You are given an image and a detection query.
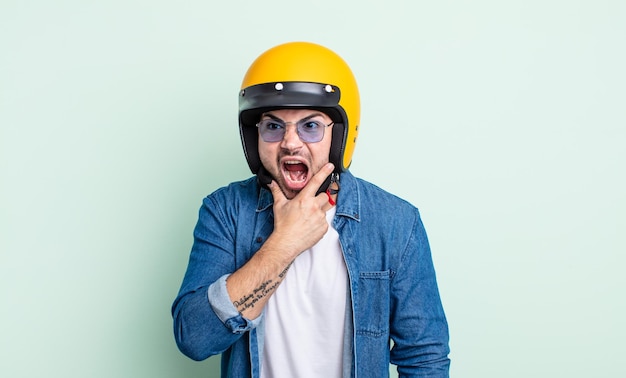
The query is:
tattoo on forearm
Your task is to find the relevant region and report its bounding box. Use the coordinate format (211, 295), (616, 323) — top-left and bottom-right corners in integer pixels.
(233, 279), (280, 311)
(278, 261), (293, 279)
(233, 263), (293, 312)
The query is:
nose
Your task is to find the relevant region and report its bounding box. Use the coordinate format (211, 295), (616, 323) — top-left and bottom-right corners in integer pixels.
(280, 123), (303, 151)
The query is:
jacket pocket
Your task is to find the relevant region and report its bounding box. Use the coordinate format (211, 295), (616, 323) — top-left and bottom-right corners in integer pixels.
(356, 270), (390, 338)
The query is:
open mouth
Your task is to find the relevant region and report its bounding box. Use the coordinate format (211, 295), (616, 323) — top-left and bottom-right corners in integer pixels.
(282, 160), (309, 190)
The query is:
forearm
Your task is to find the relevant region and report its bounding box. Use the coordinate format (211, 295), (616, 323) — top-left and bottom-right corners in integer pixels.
(226, 235), (296, 319)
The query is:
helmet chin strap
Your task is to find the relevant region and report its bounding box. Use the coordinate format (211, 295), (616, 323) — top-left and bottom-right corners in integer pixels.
(256, 166), (339, 196)
(256, 166), (274, 189)
(327, 172), (340, 195)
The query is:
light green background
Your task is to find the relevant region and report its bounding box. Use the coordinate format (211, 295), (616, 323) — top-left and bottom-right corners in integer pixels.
(1, 0), (624, 377)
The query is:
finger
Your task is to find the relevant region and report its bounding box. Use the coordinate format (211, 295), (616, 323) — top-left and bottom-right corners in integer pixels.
(300, 163), (335, 197)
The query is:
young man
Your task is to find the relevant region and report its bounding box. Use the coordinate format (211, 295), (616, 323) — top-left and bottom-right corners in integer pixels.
(172, 42), (450, 377)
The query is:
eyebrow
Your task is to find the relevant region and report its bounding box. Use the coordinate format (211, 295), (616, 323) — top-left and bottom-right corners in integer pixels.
(261, 112), (325, 123)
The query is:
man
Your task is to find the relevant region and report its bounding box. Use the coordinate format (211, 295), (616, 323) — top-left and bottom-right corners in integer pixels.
(172, 41), (450, 377)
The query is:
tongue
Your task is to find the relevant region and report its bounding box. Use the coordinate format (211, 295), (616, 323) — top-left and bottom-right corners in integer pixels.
(284, 163), (307, 183)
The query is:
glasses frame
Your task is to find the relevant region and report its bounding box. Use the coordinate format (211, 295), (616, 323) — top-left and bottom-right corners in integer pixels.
(256, 115), (334, 143)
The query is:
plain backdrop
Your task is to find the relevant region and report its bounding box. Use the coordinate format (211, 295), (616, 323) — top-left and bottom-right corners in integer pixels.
(1, 0), (624, 377)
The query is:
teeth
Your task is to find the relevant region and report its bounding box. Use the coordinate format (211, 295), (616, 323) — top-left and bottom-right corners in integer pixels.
(283, 160), (307, 184)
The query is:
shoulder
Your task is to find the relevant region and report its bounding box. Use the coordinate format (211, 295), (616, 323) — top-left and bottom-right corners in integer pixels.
(341, 172), (425, 239)
(206, 176), (258, 200)
(347, 172), (419, 213)
(201, 176), (260, 214)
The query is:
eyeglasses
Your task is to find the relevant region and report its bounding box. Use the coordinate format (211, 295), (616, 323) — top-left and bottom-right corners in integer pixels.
(256, 117), (334, 143)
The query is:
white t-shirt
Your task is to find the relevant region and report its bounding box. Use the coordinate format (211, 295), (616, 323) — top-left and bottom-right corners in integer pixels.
(261, 207), (348, 378)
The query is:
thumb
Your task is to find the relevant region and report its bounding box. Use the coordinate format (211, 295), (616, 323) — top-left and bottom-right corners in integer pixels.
(268, 181), (286, 203)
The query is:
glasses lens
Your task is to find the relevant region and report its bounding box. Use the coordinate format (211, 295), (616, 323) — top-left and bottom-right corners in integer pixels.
(297, 120), (324, 143)
(257, 120), (285, 142)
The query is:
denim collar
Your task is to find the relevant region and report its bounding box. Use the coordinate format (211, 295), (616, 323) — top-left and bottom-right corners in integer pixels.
(256, 170), (361, 222)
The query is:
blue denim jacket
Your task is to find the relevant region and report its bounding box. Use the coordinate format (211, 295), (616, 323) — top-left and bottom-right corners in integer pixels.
(172, 171), (450, 377)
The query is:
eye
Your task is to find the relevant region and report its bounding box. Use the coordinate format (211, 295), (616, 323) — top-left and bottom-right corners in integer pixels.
(300, 120), (322, 132)
(261, 120), (284, 131)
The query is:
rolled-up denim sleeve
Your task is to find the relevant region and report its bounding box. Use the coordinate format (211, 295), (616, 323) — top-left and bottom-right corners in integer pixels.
(208, 274), (263, 333)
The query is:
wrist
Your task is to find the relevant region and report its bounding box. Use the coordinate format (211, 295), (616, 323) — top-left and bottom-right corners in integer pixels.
(260, 234), (300, 265)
